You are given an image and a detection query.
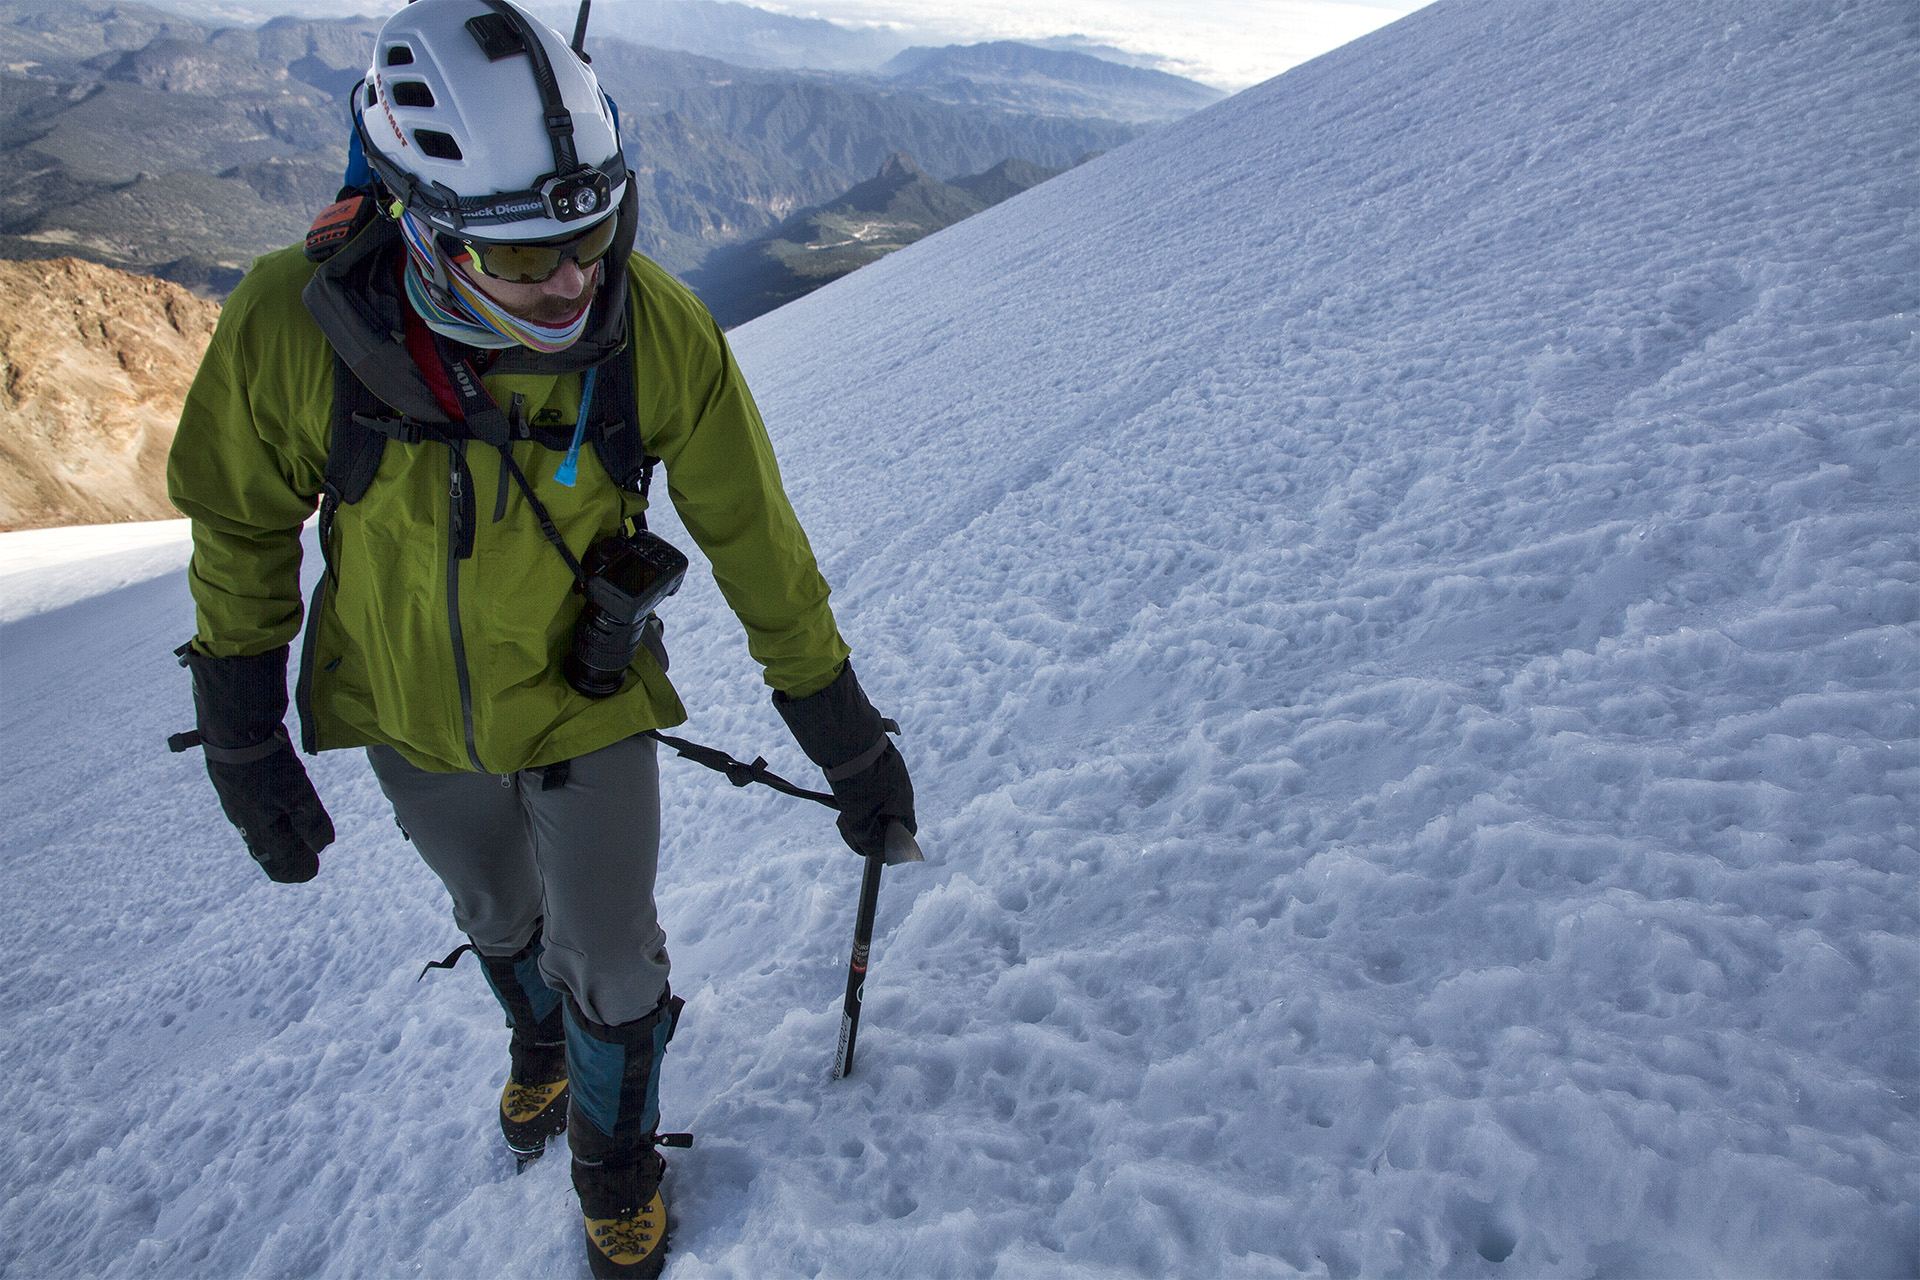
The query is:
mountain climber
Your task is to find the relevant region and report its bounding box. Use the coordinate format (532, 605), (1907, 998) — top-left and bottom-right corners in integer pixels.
(163, 2), (916, 1275)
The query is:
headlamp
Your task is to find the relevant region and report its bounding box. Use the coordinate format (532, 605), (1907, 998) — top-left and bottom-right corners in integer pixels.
(542, 169), (611, 222)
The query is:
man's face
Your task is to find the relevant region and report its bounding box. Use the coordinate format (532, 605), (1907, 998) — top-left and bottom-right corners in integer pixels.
(455, 254), (602, 325)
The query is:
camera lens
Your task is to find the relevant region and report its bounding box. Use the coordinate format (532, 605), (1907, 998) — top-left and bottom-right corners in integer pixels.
(566, 599), (642, 698)
(564, 528), (689, 699)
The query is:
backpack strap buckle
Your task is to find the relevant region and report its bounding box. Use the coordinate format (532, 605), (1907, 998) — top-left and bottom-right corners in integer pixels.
(350, 412), (429, 445)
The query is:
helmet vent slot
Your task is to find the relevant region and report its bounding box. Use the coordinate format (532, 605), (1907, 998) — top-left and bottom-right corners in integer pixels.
(413, 130), (464, 161)
(466, 13), (528, 61)
(384, 44), (414, 66)
(391, 81), (435, 108)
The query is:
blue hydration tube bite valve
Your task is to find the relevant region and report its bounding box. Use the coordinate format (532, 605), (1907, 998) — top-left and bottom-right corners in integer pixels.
(555, 365), (598, 487)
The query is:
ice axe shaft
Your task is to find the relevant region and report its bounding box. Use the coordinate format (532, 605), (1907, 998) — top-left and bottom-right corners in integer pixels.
(833, 820), (921, 1079)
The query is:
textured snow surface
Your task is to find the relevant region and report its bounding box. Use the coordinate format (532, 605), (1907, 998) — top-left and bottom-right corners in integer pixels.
(0, 519), (190, 625)
(2, 1), (1916, 1276)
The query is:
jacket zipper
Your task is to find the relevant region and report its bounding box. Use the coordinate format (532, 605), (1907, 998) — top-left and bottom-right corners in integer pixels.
(447, 441), (485, 772)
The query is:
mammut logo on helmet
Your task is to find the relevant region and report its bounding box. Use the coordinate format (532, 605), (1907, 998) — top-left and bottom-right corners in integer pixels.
(375, 75), (408, 148)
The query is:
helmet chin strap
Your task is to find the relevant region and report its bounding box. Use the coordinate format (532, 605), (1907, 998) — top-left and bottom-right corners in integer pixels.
(398, 209), (463, 303)
(425, 247), (459, 313)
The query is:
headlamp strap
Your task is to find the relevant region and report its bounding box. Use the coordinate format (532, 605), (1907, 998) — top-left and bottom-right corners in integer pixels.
(479, 0), (578, 173)
(546, 106), (577, 157)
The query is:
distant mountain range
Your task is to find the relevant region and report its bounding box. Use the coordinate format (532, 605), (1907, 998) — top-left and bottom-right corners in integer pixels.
(582, 41), (1142, 277)
(0, 0), (1216, 317)
(880, 42), (1223, 122)
(691, 152), (1069, 327)
(0, 2), (373, 293)
(543, 5), (1226, 122)
(529, 0), (905, 73)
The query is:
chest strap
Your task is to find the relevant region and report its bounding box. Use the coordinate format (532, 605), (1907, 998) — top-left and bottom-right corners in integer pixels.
(299, 344), (656, 753)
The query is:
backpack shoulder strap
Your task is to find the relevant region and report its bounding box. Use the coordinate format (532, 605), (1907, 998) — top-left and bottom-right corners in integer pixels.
(326, 354), (395, 509)
(585, 341), (657, 496)
(297, 354), (419, 753)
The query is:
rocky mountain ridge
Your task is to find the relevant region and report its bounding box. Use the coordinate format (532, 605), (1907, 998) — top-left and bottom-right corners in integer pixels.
(0, 256), (215, 531)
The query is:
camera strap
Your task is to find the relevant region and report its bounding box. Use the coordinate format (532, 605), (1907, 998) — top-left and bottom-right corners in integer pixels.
(430, 333), (590, 586)
(423, 339), (849, 814)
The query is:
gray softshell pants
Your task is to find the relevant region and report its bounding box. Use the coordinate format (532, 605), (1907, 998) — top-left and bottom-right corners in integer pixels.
(368, 733), (669, 1026)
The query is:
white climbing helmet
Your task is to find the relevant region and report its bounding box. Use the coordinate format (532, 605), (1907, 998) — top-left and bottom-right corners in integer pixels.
(355, 0), (626, 244)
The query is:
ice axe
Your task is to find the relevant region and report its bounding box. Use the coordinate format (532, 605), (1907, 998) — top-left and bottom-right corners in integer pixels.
(833, 820), (922, 1079)
(645, 730), (923, 1076)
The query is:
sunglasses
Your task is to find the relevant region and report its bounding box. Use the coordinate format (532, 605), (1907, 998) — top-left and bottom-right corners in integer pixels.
(443, 216), (619, 284)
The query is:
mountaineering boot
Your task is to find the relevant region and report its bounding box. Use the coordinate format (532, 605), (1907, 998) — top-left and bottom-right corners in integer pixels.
(583, 1172), (669, 1279)
(476, 931), (570, 1170)
(565, 990), (685, 1279)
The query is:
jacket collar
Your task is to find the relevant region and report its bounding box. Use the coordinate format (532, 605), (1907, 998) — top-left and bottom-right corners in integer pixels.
(301, 183), (638, 419)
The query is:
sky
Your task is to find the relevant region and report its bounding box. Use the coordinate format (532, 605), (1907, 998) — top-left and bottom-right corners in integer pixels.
(753, 0), (1433, 89)
(169, 0), (1432, 93)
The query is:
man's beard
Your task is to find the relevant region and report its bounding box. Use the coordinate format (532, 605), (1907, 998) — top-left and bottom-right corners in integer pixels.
(493, 260), (603, 325)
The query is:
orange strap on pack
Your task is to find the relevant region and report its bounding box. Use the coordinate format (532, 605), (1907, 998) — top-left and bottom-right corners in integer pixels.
(304, 194), (375, 263)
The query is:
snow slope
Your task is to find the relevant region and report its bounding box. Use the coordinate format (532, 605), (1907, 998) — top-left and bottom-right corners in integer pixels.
(2, 0), (1914, 1276)
(0, 519), (191, 625)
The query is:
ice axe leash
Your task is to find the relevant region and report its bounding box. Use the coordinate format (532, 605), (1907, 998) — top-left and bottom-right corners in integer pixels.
(642, 728), (923, 1079)
(644, 729), (837, 807)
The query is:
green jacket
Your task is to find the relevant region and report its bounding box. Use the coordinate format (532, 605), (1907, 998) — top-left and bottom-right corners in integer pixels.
(168, 241), (849, 774)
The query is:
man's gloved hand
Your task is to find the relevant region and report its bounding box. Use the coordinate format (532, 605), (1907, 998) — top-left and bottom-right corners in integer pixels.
(773, 663), (916, 857)
(172, 643), (334, 883)
(203, 737), (335, 882)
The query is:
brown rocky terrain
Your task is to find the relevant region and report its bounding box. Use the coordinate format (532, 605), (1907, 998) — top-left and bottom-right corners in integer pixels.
(0, 256), (217, 530)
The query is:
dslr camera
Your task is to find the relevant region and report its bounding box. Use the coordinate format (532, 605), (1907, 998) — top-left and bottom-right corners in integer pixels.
(565, 524), (689, 698)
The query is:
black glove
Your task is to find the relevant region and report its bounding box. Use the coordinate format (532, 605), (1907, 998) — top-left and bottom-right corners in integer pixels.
(170, 643), (334, 883)
(773, 662), (916, 858)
